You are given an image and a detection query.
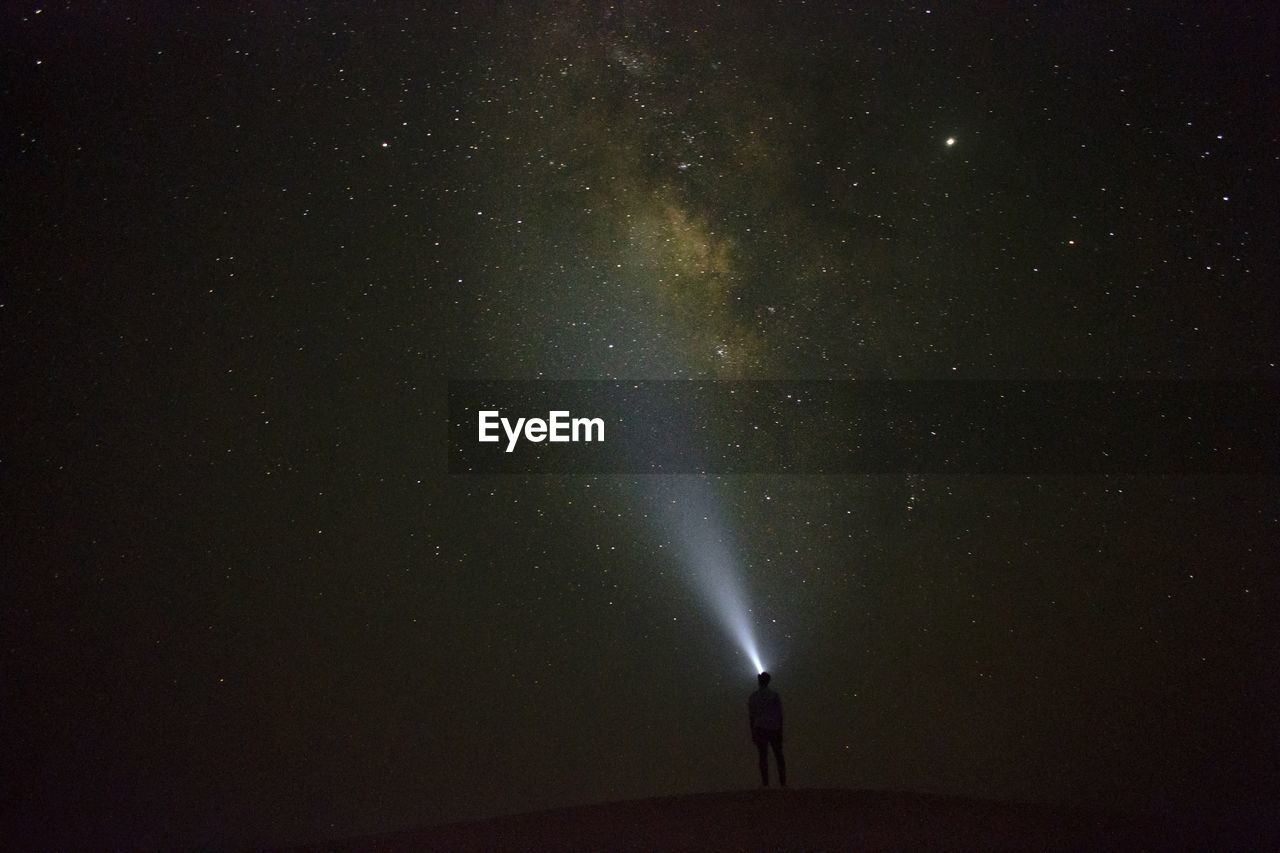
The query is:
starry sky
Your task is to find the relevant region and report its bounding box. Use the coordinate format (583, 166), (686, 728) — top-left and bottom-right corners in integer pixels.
(5, 1), (1279, 849)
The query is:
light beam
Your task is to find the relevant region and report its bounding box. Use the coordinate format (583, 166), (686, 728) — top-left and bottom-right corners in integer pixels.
(644, 476), (764, 673)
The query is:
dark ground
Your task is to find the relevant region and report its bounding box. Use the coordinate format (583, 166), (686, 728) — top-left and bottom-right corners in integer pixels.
(281, 788), (1264, 852)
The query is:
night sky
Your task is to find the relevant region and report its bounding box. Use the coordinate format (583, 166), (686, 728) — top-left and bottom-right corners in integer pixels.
(5, 2), (1279, 849)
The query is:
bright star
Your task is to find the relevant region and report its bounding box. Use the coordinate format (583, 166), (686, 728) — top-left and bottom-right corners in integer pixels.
(945, 137), (956, 147)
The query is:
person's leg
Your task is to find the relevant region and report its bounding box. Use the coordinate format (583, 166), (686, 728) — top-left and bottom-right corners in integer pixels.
(756, 737), (769, 786)
(771, 736), (786, 788)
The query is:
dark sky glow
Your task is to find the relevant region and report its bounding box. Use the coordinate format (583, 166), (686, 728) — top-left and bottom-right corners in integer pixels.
(5, 2), (1279, 849)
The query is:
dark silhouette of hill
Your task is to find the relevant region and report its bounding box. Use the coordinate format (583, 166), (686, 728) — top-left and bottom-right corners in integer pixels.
(280, 788), (1235, 851)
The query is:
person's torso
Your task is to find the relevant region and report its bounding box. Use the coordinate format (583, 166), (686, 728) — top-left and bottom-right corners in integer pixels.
(750, 688), (783, 730)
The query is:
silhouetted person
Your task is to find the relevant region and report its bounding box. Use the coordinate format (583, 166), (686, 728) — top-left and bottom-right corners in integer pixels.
(748, 671), (786, 787)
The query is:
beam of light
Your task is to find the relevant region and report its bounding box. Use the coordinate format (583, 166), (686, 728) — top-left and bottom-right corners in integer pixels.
(643, 475), (764, 674)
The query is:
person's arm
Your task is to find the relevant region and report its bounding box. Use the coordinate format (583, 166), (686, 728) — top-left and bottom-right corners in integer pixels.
(747, 696), (755, 732)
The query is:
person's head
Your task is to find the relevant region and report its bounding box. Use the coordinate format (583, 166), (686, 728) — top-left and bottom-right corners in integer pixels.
(758, 671), (771, 688)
